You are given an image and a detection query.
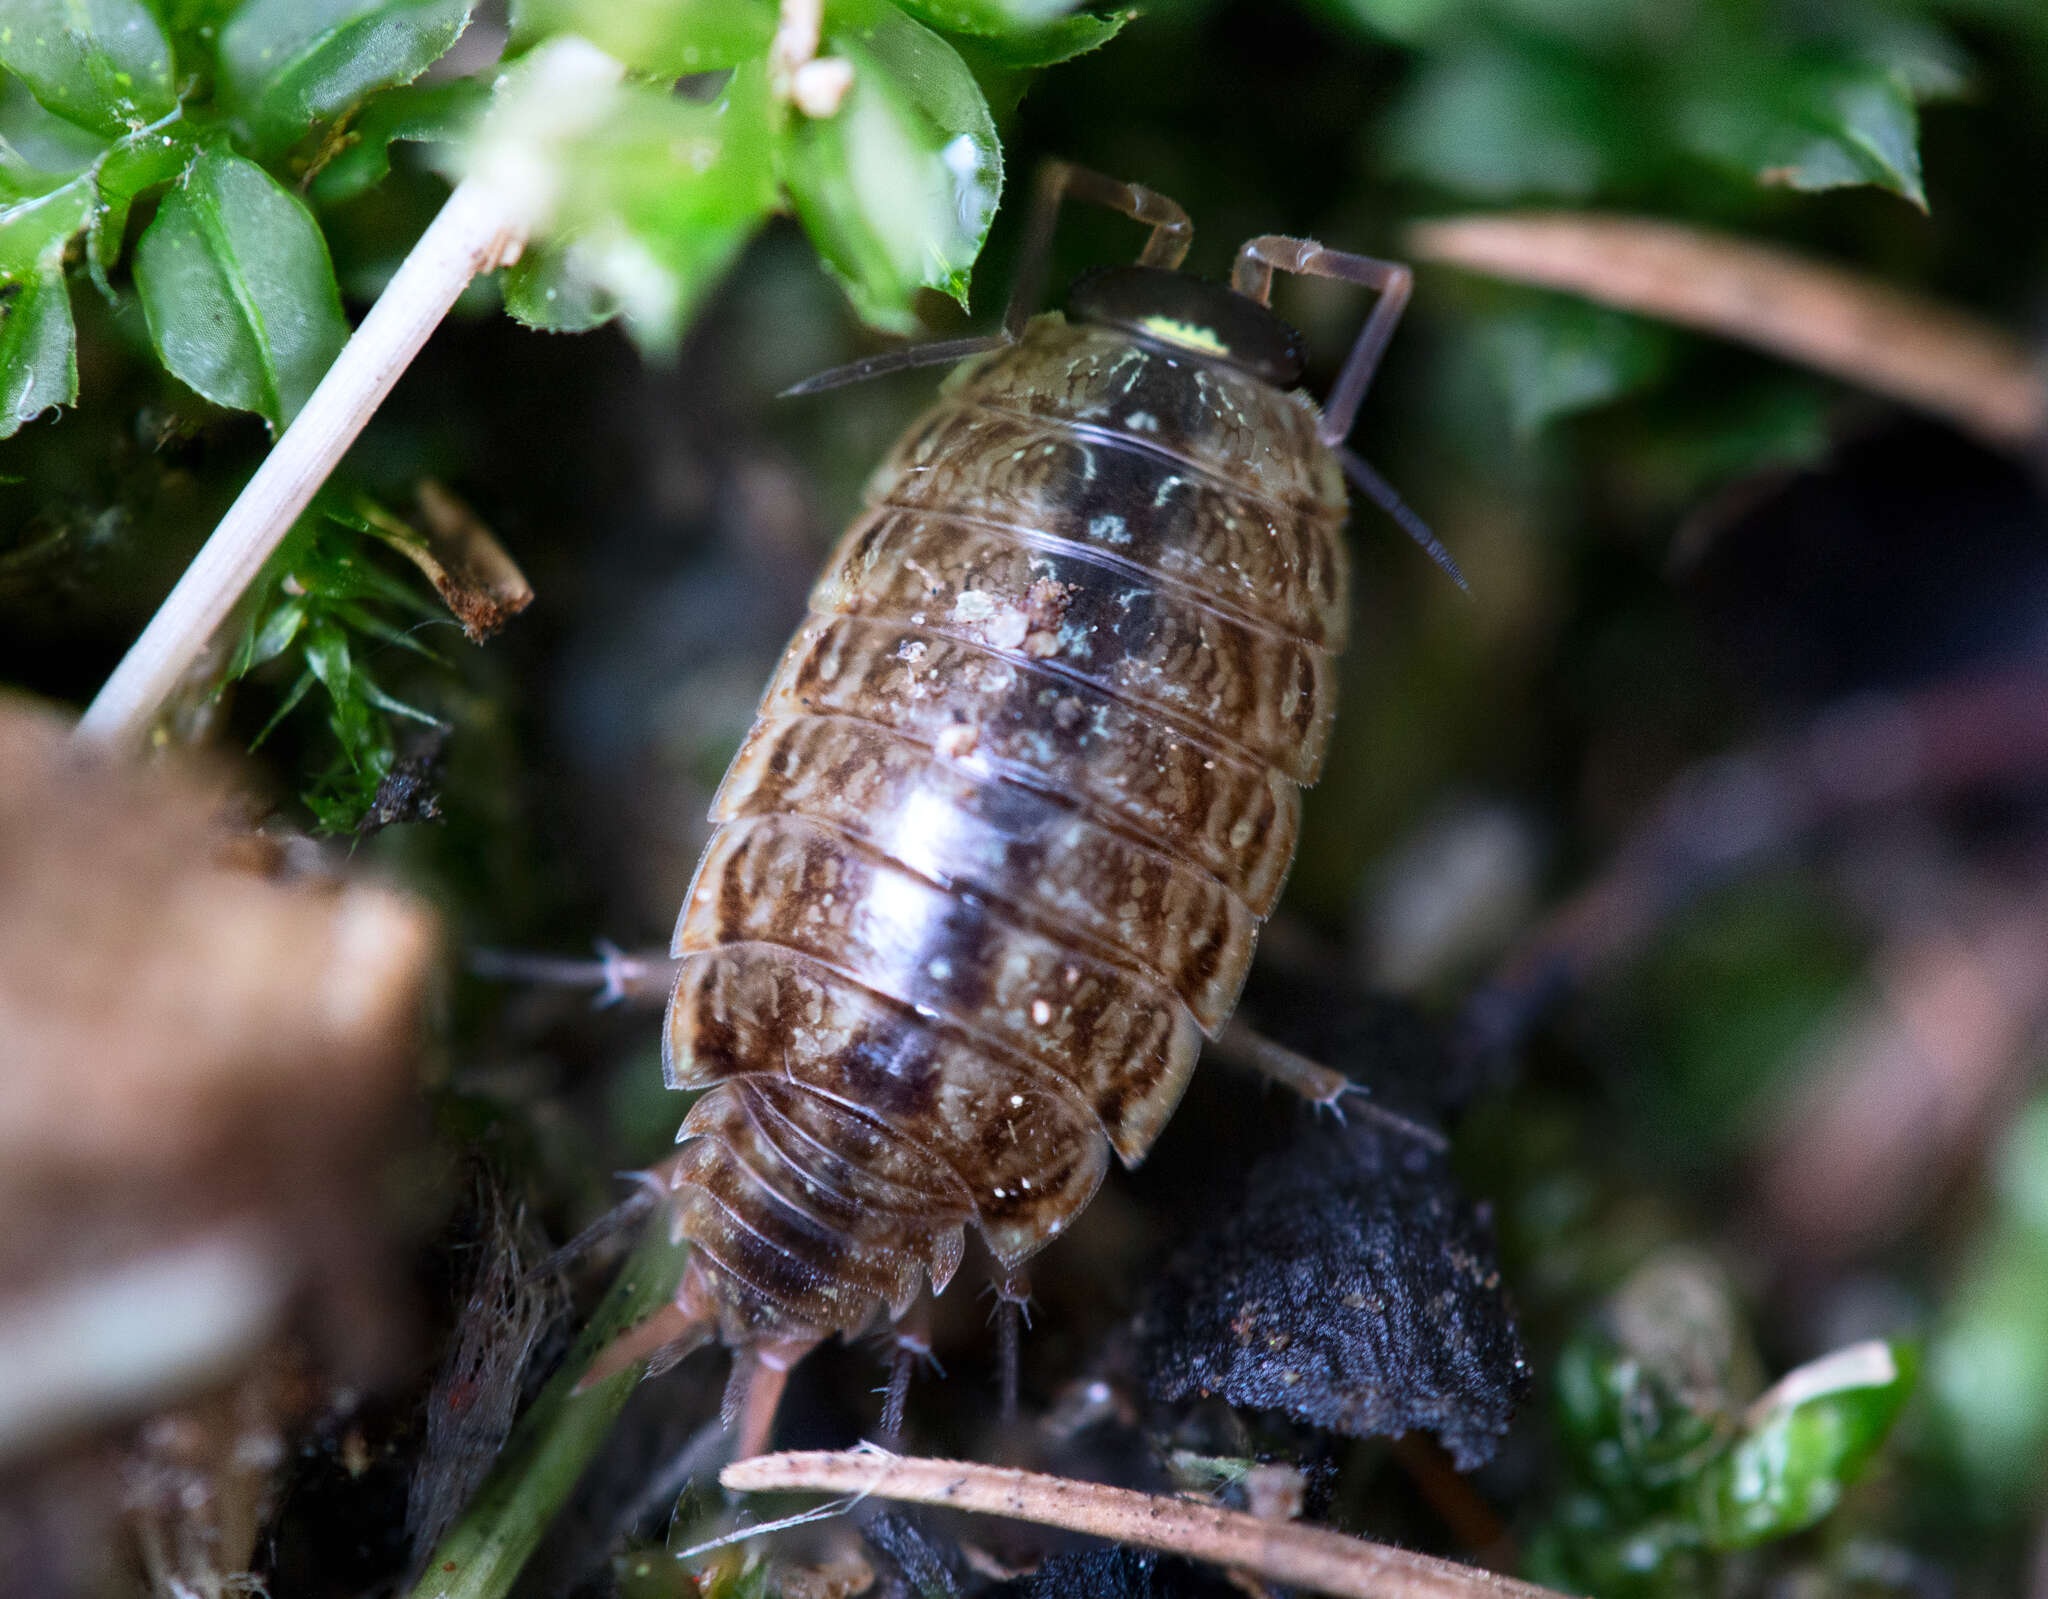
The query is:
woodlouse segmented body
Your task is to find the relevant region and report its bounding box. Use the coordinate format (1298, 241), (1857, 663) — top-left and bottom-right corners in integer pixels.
(609, 169), (1443, 1417)
(659, 311), (1351, 1350)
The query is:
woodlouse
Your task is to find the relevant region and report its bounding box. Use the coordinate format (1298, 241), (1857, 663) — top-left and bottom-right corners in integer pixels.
(604, 163), (1455, 1449)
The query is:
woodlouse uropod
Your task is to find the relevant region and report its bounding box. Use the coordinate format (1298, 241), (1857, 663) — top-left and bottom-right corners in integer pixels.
(597, 162), (1459, 1452)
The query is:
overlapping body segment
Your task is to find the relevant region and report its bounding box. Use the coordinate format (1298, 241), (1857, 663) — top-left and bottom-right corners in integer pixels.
(663, 313), (1351, 1344)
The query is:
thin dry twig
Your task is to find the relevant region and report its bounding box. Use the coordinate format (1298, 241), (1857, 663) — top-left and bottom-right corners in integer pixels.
(72, 41), (623, 752)
(371, 482), (534, 643)
(72, 179), (526, 750)
(722, 1450), (1566, 1599)
(1406, 213), (2046, 453)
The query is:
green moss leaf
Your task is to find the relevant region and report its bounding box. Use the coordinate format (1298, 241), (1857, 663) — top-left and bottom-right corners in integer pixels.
(0, 0), (175, 138)
(1678, 57), (1929, 209)
(502, 64), (776, 349)
(1696, 1340), (1916, 1549)
(0, 73), (111, 190)
(1929, 1239), (2048, 1517)
(1847, 15), (1968, 101)
(501, 239), (619, 334)
(239, 595), (308, 673)
(307, 77), (487, 206)
(1924, 1096), (2048, 1517)
(940, 8), (1130, 69)
(0, 260), (77, 437)
(87, 122), (194, 280)
(218, 0), (474, 156)
(0, 167), (95, 281)
(1555, 1332), (1729, 1504)
(0, 80), (190, 294)
(507, 0), (775, 77)
(785, 2), (1001, 331)
(888, 0), (1091, 36)
(133, 147), (350, 429)
(302, 617), (362, 723)
(1315, 0), (1466, 44)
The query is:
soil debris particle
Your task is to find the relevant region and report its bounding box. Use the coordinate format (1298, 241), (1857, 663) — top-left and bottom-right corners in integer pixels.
(860, 1509), (968, 1599)
(978, 1545), (1243, 1599)
(1134, 1112), (1527, 1470)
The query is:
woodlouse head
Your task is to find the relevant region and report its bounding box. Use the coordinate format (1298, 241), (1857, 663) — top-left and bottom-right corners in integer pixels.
(1066, 264), (1306, 388)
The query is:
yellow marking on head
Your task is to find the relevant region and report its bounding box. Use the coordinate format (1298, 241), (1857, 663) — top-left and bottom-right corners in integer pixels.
(1136, 315), (1230, 357)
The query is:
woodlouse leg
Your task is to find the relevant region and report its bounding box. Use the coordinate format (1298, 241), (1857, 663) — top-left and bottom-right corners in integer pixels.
(727, 1335), (822, 1460)
(1211, 1019), (1450, 1153)
(524, 1184), (658, 1283)
(1002, 159), (1194, 340)
(466, 939), (677, 1007)
(1230, 234), (1411, 447)
(1215, 1016), (1352, 1107)
(988, 1270), (1034, 1421)
(877, 1303), (940, 1442)
(574, 1294), (715, 1392)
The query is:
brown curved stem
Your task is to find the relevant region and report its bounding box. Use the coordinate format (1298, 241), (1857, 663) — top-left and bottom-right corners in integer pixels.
(1406, 212), (2046, 454)
(723, 1450), (1567, 1599)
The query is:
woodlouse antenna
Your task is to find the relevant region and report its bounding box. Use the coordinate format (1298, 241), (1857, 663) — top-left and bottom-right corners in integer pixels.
(1233, 234), (1465, 588)
(1339, 448), (1470, 592)
(778, 334), (1010, 398)
(782, 160), (1193, 399)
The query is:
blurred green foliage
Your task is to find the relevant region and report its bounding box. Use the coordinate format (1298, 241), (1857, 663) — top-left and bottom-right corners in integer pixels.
(1532, 1254), (1917, 1596)
(5, 4), (2048, 1585)
(1614, 876), (1868, 1167)
(783, 0), (1002, 330)
(1357, 0), (1961, 208)
(495, 62), (778, 345)
(0, 0), (2025, 826)
(0, 0), (1116, 823)
(1320, 0), (1979, 453)
(226, 495), (449, 828)
(1924, 1094), (2048, 1523)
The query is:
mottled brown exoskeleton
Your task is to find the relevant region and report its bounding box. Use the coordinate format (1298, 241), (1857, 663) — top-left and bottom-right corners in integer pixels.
(606, 163), (1457, 1453)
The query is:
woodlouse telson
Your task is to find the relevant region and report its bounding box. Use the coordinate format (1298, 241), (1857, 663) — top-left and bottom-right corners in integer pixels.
(596, 162), (1459, 1453)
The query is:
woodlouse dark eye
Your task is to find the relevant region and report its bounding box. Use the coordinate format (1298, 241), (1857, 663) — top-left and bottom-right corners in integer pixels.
(1066, 265), (1306, 386)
